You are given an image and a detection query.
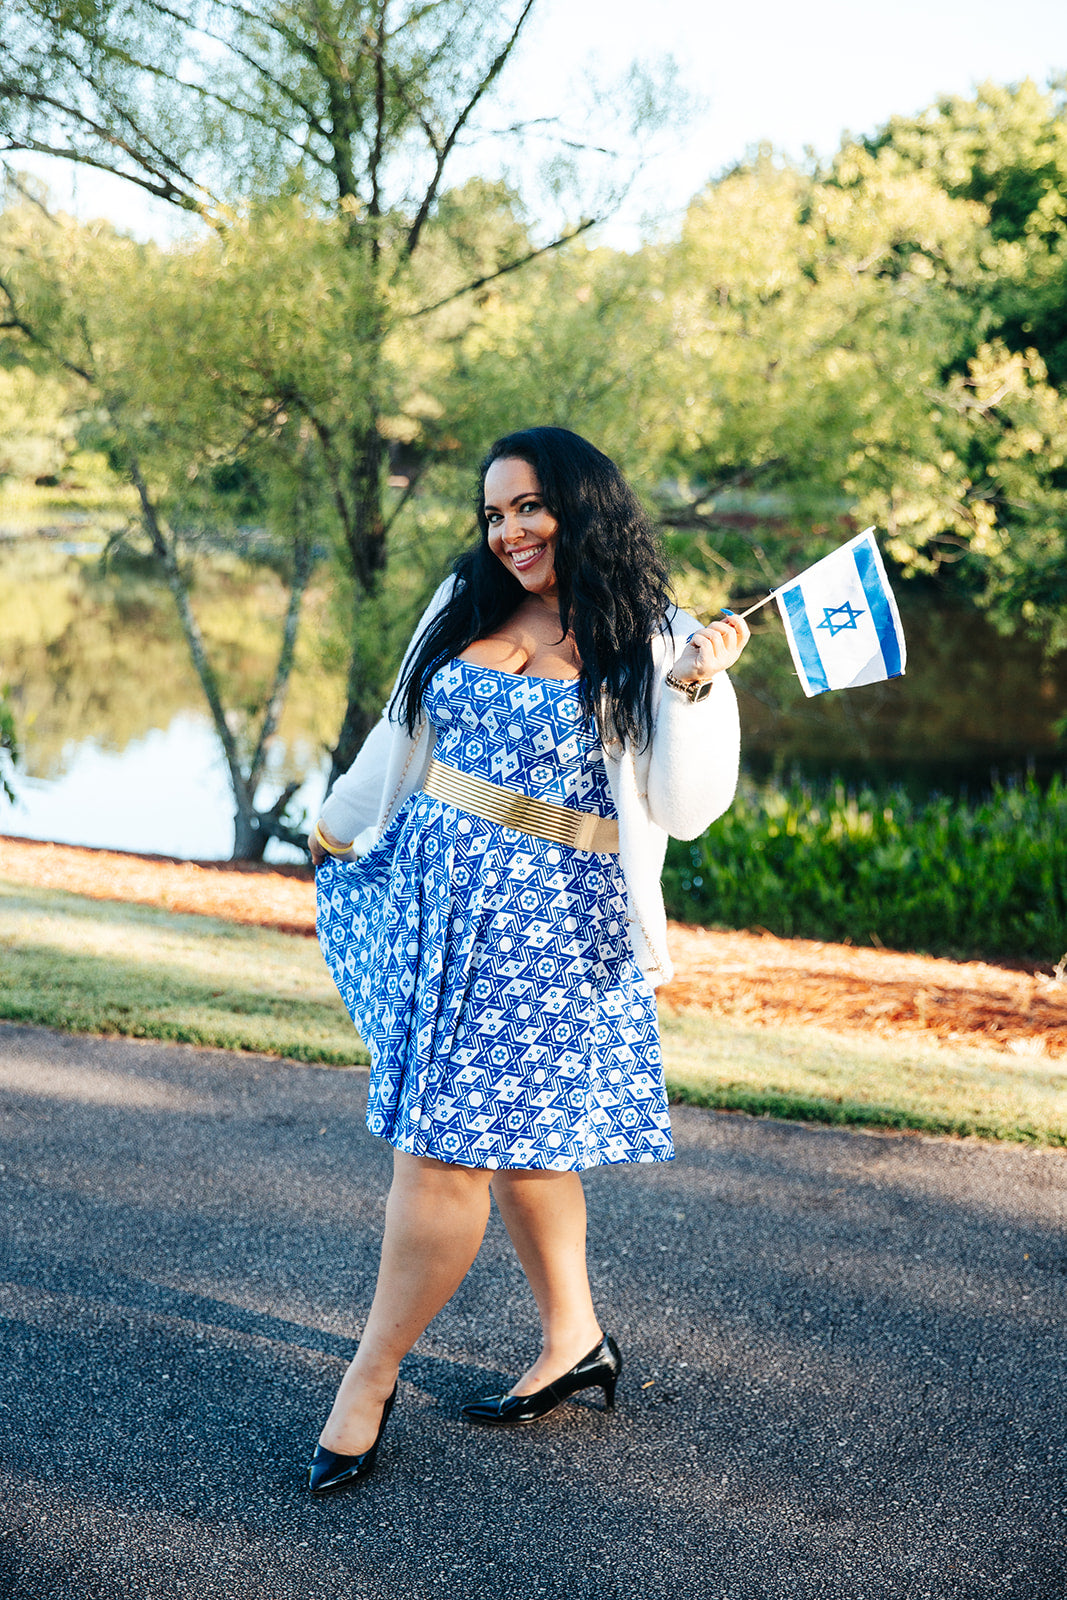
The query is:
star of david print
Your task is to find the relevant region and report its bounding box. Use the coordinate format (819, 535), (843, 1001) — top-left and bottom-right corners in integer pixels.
(316, 657), (675, 1172)
(816, 600), (865, 637)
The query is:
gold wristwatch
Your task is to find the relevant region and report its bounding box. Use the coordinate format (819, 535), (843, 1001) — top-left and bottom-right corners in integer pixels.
(664, 670), (714, 703)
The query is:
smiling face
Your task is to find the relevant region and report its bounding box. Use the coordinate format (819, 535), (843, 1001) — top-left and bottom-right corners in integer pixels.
(483, 456), (560, 605)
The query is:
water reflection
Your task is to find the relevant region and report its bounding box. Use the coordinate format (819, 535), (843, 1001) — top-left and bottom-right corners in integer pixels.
(4, 713), (328, 863)
(734, 597), (1067, 786)
(0, 536), (339, 860)
(0, 536), (340, 779)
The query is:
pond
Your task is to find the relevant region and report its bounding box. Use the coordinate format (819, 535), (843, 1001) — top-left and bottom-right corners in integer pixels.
(6, 714), (329, 862)
(0, 535), (339, 862)
(2, 536), (1065, 861)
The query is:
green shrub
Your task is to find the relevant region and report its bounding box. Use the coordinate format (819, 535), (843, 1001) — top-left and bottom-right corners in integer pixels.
(663, 773), (1067, 963)
(0, 688), (17, 804)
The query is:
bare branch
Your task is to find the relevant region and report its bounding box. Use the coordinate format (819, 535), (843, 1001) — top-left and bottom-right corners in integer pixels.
(0, 78), (218, 214)
(386, 0), (464, 36)
(127, 454), (252, 811)
(182, 0), (327, 77)
(248, 524), (315, 790)
(1, 162), (62, 223)
(95, 43), (331, 171)
(20, 43), (221, 201)
(296, 404), (360, 567)
(1, 132), (209, 214)
(0, 274), (96, 383)
(368, 0), (387, 241)
(405, 0), (538, 256)
(382, 464), (423, 536)
(405, 215), (597, 318)
(477, 119), (622, 158)
(144, 0), (332, 136)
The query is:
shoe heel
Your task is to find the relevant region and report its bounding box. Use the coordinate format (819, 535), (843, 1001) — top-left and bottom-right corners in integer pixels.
(601, 1374), (617, 1409)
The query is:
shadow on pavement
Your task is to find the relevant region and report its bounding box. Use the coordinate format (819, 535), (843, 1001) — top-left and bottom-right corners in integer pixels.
(1, 1022), (1065, 1600)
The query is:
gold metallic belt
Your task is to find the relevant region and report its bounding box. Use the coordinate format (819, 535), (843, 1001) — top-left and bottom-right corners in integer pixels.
(422, 757), (620, 854)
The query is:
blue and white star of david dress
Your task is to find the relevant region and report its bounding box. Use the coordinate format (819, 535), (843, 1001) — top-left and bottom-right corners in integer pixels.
(316, 658), (673, 1172)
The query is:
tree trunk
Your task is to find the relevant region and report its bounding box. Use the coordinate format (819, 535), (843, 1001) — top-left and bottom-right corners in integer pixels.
(232, 807), (269, 861)
(328, 670), (379, 793)
(129, 456), (316, 861)
(328, 416), (389, 790)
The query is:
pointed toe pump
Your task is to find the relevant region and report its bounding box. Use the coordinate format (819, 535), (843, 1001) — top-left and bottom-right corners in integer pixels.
(461, 1334), (622, 1427)
(306, 1383), (398, 1495)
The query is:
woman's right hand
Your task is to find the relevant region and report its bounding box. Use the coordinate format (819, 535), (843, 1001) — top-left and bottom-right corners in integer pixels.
(309, 820), (355, 866)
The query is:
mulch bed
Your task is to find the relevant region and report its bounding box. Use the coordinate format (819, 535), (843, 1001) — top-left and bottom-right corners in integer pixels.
(4, 834), (1065, 1060)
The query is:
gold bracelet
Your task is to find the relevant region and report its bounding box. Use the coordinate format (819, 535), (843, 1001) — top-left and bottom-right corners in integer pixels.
(314, 821), (354, 857)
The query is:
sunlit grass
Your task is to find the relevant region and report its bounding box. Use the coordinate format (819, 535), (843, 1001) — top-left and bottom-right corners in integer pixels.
(0, 881), (366, 1065)
(0, 473), (135, 528)
(659, 1008), (1067, 1147)
(0, 453), (129, 500)
(2, 878), (1063, 1144)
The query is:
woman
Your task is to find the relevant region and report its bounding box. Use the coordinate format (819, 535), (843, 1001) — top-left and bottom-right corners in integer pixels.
(307, 427), (749, 1494)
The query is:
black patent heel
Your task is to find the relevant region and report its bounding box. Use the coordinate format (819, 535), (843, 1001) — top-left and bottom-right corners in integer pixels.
(461, 1334), (622, 1426)
(306, 1382), (398, 1495)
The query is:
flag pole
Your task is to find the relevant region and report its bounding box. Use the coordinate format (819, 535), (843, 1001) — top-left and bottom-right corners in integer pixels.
(734, 592), (777, 621)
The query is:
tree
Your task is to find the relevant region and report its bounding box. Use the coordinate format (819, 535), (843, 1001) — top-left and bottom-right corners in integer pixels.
(869, 78), (1067, 384)
(0, 199), (322, 855)
(866, 81), (1067, 642)
(0, 0), (657, 806)
(645, 151), (989, 586)
(430, 230), (675, 479)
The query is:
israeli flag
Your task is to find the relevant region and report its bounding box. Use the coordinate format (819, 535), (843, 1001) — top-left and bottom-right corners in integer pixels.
(774, 528), (906, 698)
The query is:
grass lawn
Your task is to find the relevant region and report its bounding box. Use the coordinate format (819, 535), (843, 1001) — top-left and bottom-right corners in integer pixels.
(0, 880), (367, 1066)
(659, 1010), (1066, 1147)
(2, 879), (1064, 1146)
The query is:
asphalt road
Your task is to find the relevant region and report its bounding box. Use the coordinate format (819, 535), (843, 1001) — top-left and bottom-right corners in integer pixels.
(1, 1021), (1064, 1600)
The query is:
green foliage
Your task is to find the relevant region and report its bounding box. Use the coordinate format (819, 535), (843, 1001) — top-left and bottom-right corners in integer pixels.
(4, 26), (1067, 833)
(663, 773), (1067, 965)
(0, 366), (80, 480)
(0, 0), (661, 804)
(869, 78), (1067, 379)
(426, 235), (674, 482)
(0, 687), (17, 803)
(861, 80), (1067, 642)
(658, 151), (987, 546)
(638, 88), (1067, 654)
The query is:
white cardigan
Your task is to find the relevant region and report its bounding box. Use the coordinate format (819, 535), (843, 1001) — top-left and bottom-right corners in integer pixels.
(319, 578), (741, 986)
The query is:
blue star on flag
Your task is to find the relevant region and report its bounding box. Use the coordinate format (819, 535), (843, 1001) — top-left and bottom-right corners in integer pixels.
(816, 600), (865, 637)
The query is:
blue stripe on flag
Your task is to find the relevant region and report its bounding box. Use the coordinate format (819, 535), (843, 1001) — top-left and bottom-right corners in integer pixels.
(852, 540), (902, 678)
(781, 583), (829, 693)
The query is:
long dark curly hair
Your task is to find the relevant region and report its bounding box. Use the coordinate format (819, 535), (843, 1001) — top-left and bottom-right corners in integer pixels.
(393, 427), (673, 747)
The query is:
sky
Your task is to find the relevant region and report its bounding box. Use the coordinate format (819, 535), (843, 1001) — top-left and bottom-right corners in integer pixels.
(14, 0), (1067, 248)
(513, 0), (1067, 244)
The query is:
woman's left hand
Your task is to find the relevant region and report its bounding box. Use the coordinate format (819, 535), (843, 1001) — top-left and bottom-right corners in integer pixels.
(673, 613), (751, 684)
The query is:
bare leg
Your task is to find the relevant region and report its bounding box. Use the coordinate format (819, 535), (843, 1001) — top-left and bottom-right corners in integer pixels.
(490, 1169), (603, 1396)
(319, 1149), (492, 1453)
